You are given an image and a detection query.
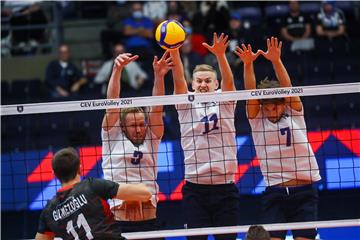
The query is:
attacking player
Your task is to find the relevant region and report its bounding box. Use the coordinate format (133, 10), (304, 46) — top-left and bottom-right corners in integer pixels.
(101, 51), (172, 235)
(169, 33), (239, 240)
(35, 147), (151, 240)
(235, 37), (321, 240)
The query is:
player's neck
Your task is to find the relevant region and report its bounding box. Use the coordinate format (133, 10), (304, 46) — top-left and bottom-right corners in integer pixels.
(61, 175), (81, 188)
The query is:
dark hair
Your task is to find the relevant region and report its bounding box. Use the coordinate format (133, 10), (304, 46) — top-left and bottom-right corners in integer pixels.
(52, 147), (80, 183)
(257, 78), (286, 105)
(246, 225), (270, 240)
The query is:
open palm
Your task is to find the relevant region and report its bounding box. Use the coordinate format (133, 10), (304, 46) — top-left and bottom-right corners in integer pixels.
(153, 51), (174, 77)
(259, 36), (282, 62)
(202, 32), (230, 56)
(234, 43), (261, 64)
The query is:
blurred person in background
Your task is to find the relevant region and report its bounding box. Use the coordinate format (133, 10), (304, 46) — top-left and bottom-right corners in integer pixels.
(100, 1), (129, 59)
(95, 43), (148, 97)
(122, 2), (154, 64)
(316, 1), (347, 54)
(45, 44), (88, 98)
(281, 0), (313, 52)
(2, 0), (48, 55)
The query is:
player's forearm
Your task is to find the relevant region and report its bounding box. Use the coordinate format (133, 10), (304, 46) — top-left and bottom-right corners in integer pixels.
(217, 54), (235, 91)
(272, 60), (292, 87)
(244, 62), (257, 90)
(152, 73), (165, 113)
(303, 24), (311, 39)
(170, 50), (187, 94)
(281, 28), (296, 41)
(107, 68), (122, 99)
(117, 183), (152, 201)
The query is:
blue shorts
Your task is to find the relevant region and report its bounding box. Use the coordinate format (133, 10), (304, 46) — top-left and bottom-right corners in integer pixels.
(182, 181), (240, 240)
(262, 184), (319, 239)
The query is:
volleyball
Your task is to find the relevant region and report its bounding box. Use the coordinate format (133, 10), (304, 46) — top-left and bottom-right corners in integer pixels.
(155, 20), (186, 50)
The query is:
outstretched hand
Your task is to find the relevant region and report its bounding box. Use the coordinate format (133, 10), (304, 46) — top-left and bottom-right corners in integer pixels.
(234, 43), (261, 64)
(113, 53), (139, 70)
(202, 32), (230, 56)
(258, 36), (282, 62)
(153, 51), (174, 77)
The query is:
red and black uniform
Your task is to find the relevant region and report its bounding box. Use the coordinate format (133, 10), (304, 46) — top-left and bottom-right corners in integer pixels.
(37, 178), (123, 240)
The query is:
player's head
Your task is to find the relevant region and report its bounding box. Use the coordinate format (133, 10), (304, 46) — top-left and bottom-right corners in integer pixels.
(245, 225), (270, 240)
(52, 147), (80, 184)
(58, 44), (70, 62)
(258, 78), (286, 123)
(120, 107), (148, 146)
(192, 64), (219, 93)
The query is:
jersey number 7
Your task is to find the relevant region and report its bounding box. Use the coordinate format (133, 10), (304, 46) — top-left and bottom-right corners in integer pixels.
(280, 127), (292, 147)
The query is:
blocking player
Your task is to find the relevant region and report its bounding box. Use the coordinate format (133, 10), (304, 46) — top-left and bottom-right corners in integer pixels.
(169, 33), (239, 240)
(35, 147), (151, 240)
(101, 51), (172, 234)
(235, 37), (321, 240)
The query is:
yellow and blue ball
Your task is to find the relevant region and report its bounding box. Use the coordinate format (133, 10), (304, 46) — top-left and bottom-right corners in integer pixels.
(155, 20), (186, 50)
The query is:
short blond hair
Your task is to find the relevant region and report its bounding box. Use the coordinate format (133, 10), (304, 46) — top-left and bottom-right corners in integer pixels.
(120, 107), (147, 124)
(193, 64), (217, 79)
(257, 78), (285, 104)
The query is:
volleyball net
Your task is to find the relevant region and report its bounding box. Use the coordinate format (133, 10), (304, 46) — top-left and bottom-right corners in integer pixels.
(1, 82), (360, 239)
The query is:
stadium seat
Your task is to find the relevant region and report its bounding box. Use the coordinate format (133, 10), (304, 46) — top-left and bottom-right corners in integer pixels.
(1, 81), (10, 104)
(236, 7), (263, 25)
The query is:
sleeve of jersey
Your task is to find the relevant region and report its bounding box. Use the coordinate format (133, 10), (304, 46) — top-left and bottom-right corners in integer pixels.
(175, 103), (192, 122)
(37, 210), (54, 237)
(89, 178), (120, 200)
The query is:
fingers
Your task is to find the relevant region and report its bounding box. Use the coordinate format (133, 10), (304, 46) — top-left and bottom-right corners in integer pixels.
(202, 42), (211, 51)
(241, 43), (247, 51)
(279, 40), (282, 49)
(213, 32), (217, 44)
(153, 55), (158, 65)
(129, 55), (139, 62)
(258, 50), (266, 57)
(160, 50), (170, 62)
(248, 44), (252, 52)
(267, 38), (270, 49)
(254, 50), (262, 59)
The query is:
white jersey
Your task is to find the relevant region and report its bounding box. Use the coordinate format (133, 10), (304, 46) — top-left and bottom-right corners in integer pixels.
(176, 92), (238, 185)
(248, 106), (321, 186)
(101, 122), (160, 209)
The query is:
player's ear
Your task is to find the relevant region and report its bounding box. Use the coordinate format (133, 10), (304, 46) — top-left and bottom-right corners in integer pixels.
(215, 79), (219, 89)
(191, 79), (196, 91)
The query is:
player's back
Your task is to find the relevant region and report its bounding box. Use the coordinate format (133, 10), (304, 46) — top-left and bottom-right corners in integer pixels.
(39, 178), (122, 240)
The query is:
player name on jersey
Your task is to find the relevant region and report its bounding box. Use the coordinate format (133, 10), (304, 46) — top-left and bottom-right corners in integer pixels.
(52, 194), (88, 221)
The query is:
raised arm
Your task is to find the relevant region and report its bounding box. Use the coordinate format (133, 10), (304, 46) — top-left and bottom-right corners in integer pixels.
(169, 48), (188, 94)
(101, 53), (139, 131)
(259, 37), (302, 111)
(234, 44), (261, 119)
(149, 51), (173, 139)
(203, 33), (235, 91)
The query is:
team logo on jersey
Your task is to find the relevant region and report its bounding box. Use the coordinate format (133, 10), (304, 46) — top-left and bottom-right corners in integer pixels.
(188, 95), (195, 102)
(17, 106), (24, 113)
